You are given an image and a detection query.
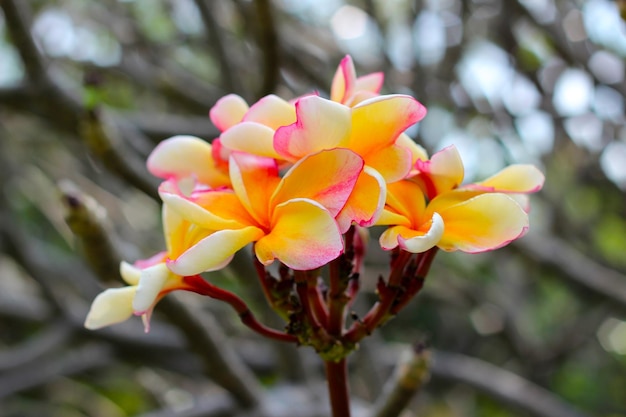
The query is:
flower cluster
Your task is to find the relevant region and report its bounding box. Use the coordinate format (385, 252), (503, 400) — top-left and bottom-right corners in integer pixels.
(84, 56), (544, 345)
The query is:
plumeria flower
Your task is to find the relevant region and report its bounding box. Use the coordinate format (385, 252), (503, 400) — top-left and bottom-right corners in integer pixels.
(161, 148), (365, 275)
(377, 145), (544, 253)
(84, 253), (179, 331)
(220, 94), (426, 230)
(84, 206), (222, 331)
(330, 55), (384, 106)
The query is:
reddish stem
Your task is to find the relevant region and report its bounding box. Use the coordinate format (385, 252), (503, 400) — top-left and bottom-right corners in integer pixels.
(344, 250), (414, 344)
(325, 358), (351, 417)
(327, 257), (348, 337)
(294, 270), (327, 330)
(183, 275), (297, 343)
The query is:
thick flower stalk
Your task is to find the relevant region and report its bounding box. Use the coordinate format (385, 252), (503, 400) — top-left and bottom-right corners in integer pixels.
(84, 55), (544, 417)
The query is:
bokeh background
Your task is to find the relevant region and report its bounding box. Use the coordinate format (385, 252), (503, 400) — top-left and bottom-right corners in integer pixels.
(1, 0), (625, 416)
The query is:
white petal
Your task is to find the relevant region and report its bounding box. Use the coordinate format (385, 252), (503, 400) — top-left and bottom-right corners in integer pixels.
(398, 212), (444, 253)
(209, 94), (249, 131)
(84, 287), (137, 329)
(133, 263), (171, 313)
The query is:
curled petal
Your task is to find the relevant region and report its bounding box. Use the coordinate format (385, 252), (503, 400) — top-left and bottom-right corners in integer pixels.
(133, 263), (172, 314)
(167, 227), (265, 275)
(272, 148), (363, 217)
(210, 94), (249, 131)
(274, 96), (351, 160)
(467, 164), (545, 193)
(397, 212), (444, 253)
(147, 136), (230, 187)
(348, 95), (427, 155)
(336, 166), (386, 232)
(255, 198), (343, 269)
(243, 94), (296, 129)
(120, 261), (141, 286)
(220, 122), (282, 159)
(414, 145), (464, 198)
(379, 213), (444, 252)
(365, 143), (412, 183)
(84, 287), (137, 330)
(433, 193), (529, 253)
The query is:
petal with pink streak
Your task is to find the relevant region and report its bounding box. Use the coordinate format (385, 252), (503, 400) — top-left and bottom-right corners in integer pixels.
(147, 136), (230, 187)
(210, 94), (249, 131)
(229, 153), (280, 225)
(255, 198), (343, 269)
(348, 95), (427, 155)
(271, 148), (363, 217)
(365, 143), (412, 183)
(220, 122), (282, 159)
(466, 164), (545, 193)
(167, 227), (265, 275)
(432, 193), (528, 253)
(243, 94), (296, 130)
(336, 166), (386, 232)
(330, 55), (356, 103)
(274, 96), (351, 160)
(414, 145), (464, 199)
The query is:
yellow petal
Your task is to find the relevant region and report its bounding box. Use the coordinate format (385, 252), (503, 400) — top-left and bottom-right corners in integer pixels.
(336, 166), (386, 231)
(255, 198), (343, 269)
(147, 136), (230, 187)
(229, 153), (280, 225)
(470, 164), (545, 193)
(348, 94), (427, 155)
(365, 143), (412, 183)
(160, 182), (251, 230)
(433, 193), (529, 253)
(209, 94), (249, 131)
(84, 286), (137, 330)
(167, 227), (265, 275)
(243, 94), (296, 130)
(220, 122), (282, 159)
(385, 180), (427, 224)
(375, 208), (412, 227)
(396, 133), (429, 176)
(274, 96), (351, 160)
(271, 148), (363, 217)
